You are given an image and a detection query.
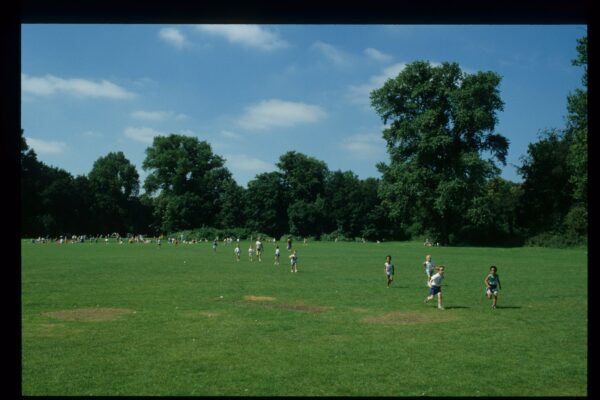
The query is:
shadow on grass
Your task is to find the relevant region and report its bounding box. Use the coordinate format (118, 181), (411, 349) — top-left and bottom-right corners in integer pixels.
(444, 306), (469, 309)
(496, 305), (521, 309)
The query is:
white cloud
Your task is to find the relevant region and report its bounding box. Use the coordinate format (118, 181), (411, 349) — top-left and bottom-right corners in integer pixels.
(340, 133), (386, 160)
(224, 154), (276, 173)
(347, 62), (407, 106)
(159, 28), (188, 48)
(237, 99), (327, 131)
(124, 127), (164, 144)
(195, 25), (288, 51)
(364, 47), (393, 63)
(221, 130), (242, 140)
(130, 110), (188, 121)
(311, 41), (351, 65)
(25, 137), (67, 154)
(21, 73), (135, 99)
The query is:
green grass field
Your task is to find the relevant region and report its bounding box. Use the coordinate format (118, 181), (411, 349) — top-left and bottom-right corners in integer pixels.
(21, 239), (587, 396)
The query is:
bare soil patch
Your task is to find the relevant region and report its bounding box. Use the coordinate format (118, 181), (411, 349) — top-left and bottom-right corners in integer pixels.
(42, 308), (136, 322)
(244, 295), (276, 301)
(259, 302), (333, 313)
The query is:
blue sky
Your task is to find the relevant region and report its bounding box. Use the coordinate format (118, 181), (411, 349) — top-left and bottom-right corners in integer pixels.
(21, 24), (587, 188)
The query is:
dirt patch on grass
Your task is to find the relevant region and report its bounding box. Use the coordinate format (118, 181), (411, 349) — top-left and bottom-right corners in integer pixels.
(244, 295), (276, 301)
(362, 311), (457, 325)
(42, 308), (136, 322)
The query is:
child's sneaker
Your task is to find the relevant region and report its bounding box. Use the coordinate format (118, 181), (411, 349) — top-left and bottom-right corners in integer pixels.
(438, 306), (445, 310)
(492, 305), (496, 309)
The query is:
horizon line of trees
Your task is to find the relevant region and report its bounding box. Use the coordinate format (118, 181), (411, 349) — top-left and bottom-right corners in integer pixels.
(20, 36), (587, 247)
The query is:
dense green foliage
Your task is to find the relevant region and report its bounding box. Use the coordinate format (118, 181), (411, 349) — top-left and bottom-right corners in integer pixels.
(21, 240), (587, 395)
(517, 35), (587, 246)
(20, 36), (587, 247)
(370, 61), (509, 245)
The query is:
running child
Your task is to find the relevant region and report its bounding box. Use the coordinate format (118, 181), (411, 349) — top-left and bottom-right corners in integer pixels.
(424, 265), (446, 310)
(248, 245), (254, 262)
(234, 244), (241, 261)
(274, 245), (281, 265)
(423, 254), (435, 286)
(484, 265), (502, 309)
(289, 250), (298, 273)
(384, 255), (394, 288)
(255, 238), (263, 262)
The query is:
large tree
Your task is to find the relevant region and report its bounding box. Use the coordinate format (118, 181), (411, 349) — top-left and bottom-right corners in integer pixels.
(21, 131), (92, 236)
(324, 170), (383, 239)
(21, 130), (43, 236)
(370, 61), (508, 244)
(518, 130), (573, 235)
(88, 151), (140, 234)
(565, 35), (587, 237)
(142, 134), (232, 233)
(245, 171), (288, 238)
(276, 151), (329, 237)
(517, 35), (588, 242)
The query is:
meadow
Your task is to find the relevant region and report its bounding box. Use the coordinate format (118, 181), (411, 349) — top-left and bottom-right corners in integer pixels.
(21, 239), (587, 396)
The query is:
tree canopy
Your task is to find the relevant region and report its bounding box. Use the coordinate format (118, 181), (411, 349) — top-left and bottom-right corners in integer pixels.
(371, 61), (508, 244)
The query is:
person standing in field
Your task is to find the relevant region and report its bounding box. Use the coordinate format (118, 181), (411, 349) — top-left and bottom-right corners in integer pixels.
(289, 249), (298, 273)
(248, 245), (254, 262)
(384, 255), (394, 288)
(274, 245), (281, 265)
(484, 265), (502, 309)
(255, 237), (263, 262)
(212, 238), (218, 252)
(424, 254), (435, 286)
(424, 265), (446, 310)
(287, 237), (292, 251)
(234, 244), (241, 261)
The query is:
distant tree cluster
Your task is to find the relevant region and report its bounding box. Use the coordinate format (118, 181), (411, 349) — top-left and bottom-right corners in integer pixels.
(20, 133), (389, 240)
(21, 36), (587, 247)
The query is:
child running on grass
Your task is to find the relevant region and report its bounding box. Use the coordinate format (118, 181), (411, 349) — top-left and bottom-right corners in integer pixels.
(255, 238), (263, 262)
(484, 265), (502, 309)
(384, 255), (394, 288)
(424, 265), (446, 310)
(423, 254), (435, 286)
(289, 250), (298, 273)
(248, 245), (254, 262)
(234, 245), (241, 262)
(274, 245), (280, 265)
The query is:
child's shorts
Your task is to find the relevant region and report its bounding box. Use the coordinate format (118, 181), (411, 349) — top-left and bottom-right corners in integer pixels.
(429, 285), (441, 295)
(486, 286), (498, 296)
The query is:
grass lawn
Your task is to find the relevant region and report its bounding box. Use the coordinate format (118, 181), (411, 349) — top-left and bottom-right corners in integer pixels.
(21, 239), (587, 395)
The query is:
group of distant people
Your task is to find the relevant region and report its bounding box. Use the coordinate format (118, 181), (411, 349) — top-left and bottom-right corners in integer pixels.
(231, 237), (299, 273)
(384, 254), (502, 310)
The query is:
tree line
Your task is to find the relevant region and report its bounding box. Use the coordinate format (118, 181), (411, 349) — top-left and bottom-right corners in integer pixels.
(20, 36), (587, 247)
